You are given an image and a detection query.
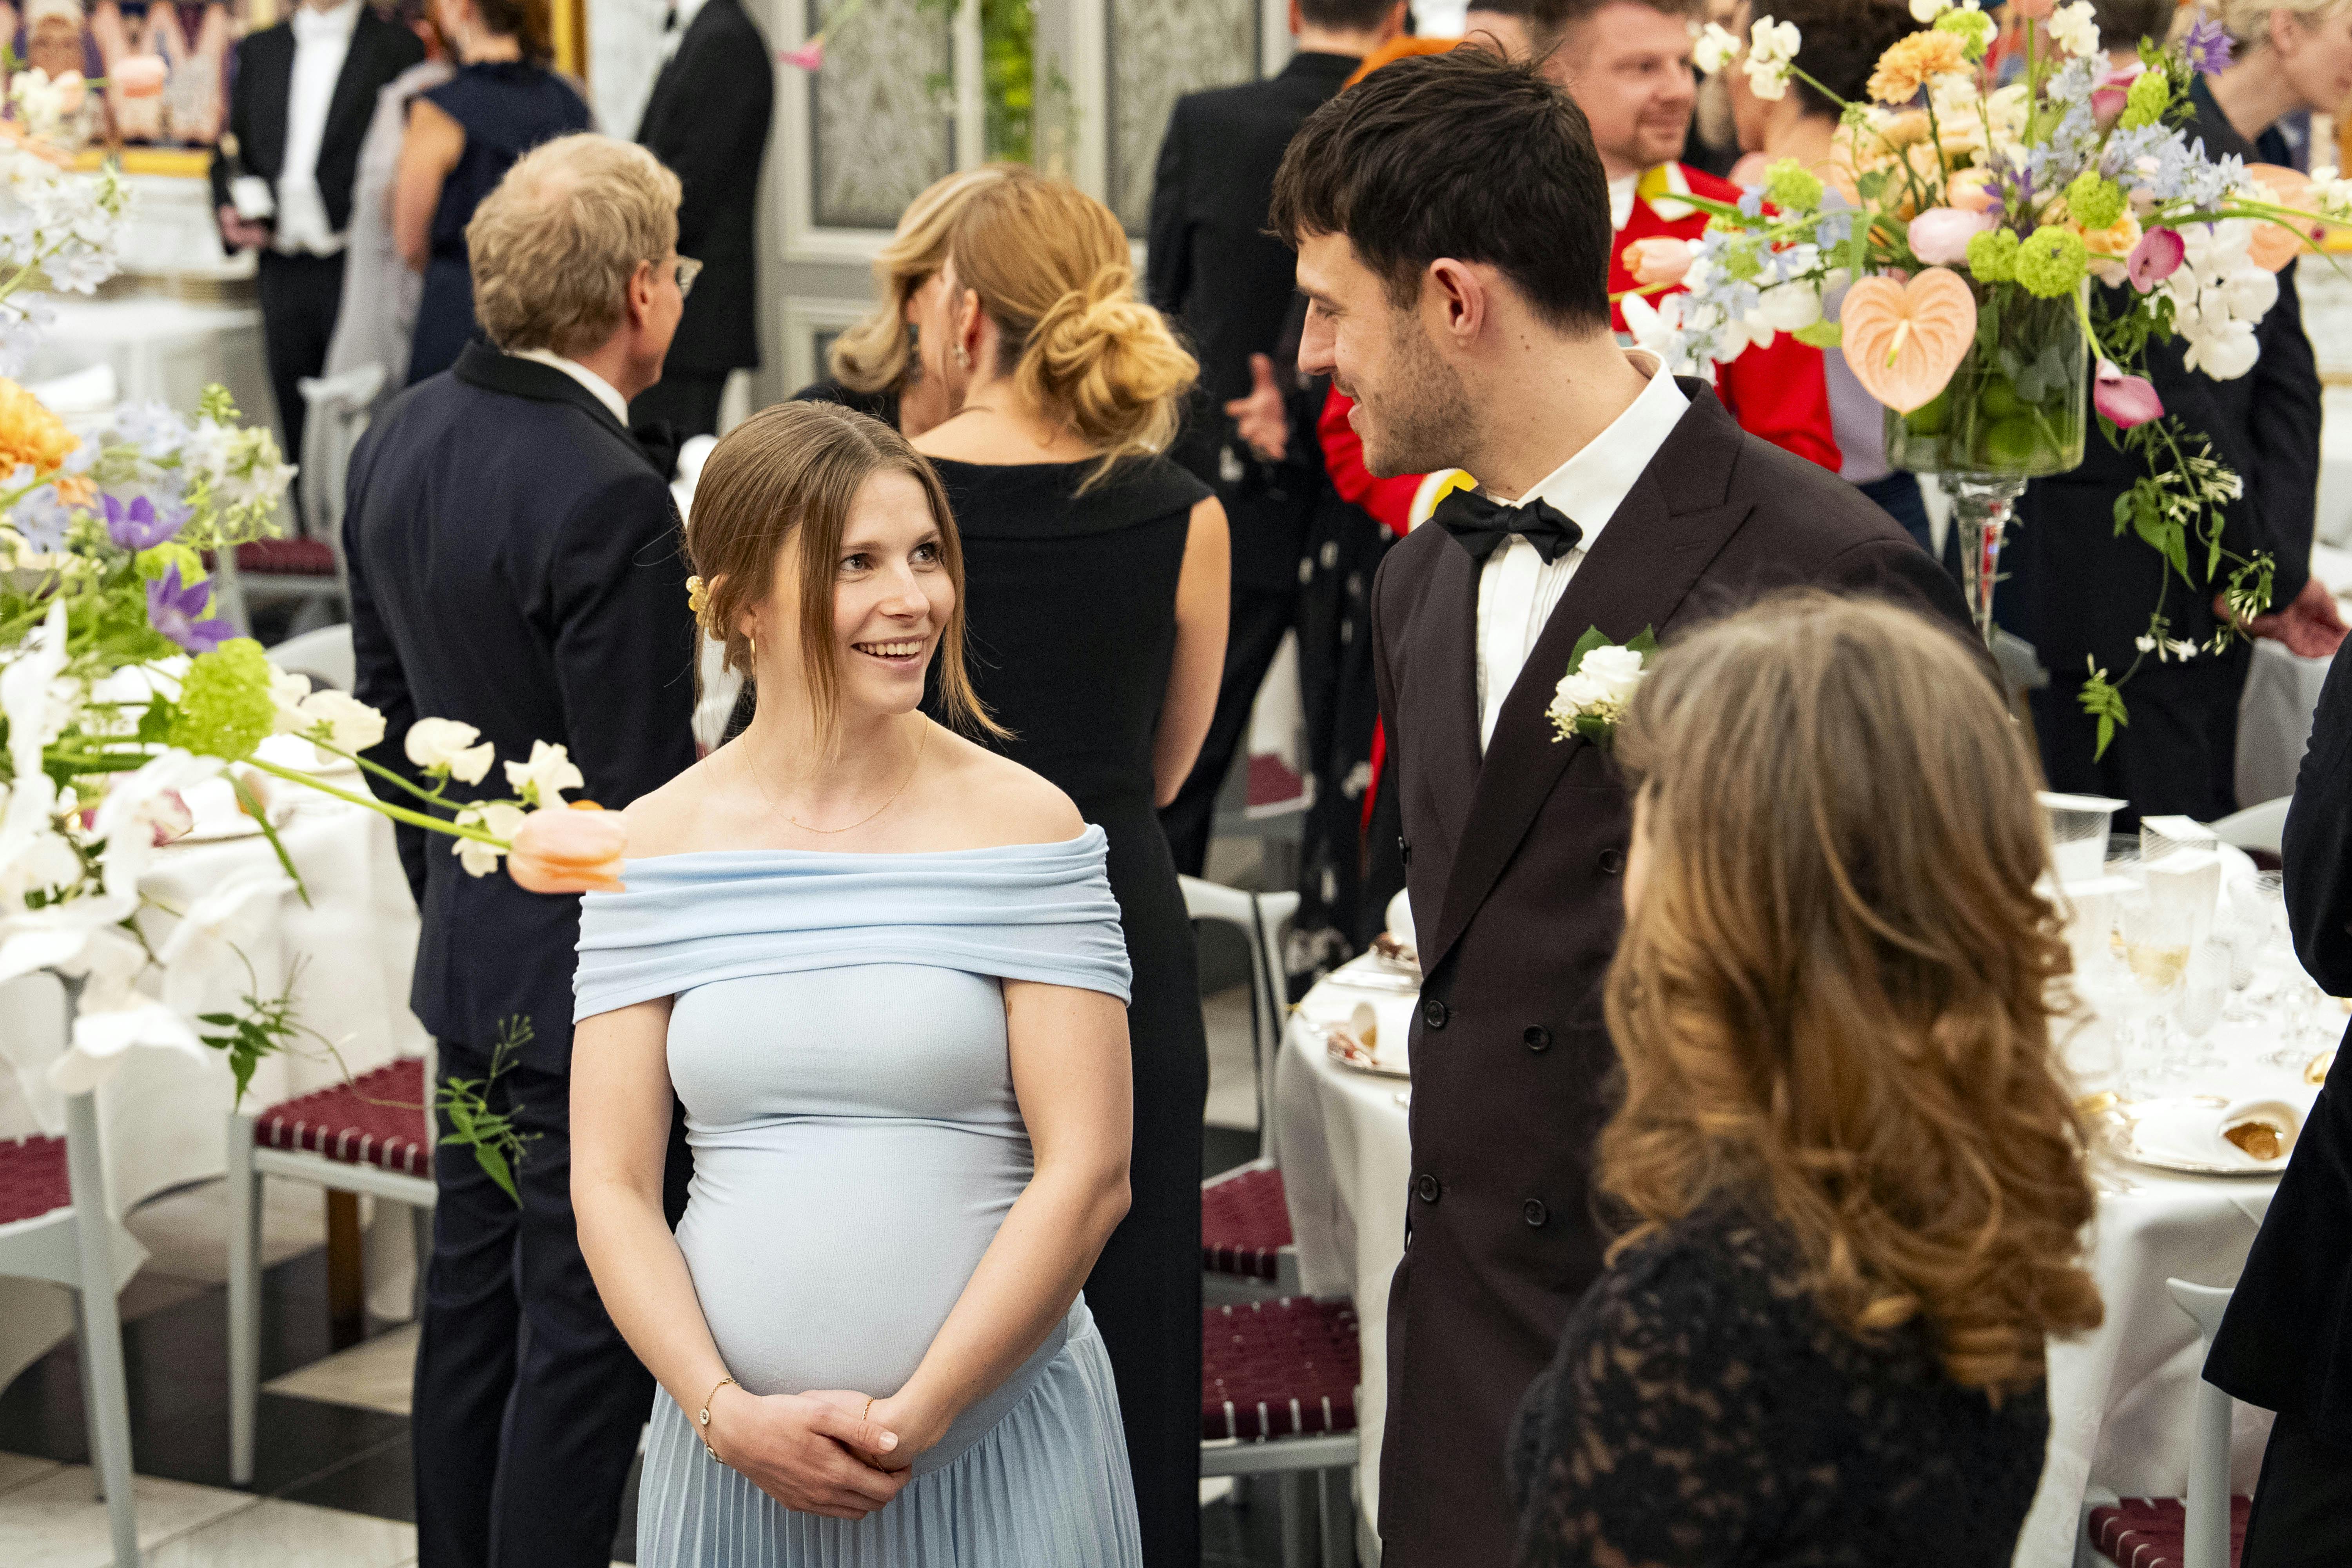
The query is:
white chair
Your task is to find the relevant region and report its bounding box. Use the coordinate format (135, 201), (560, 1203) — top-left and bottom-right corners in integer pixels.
(266, 622), (356, 694)
(1180, 876), (1298, 1164)
(0, 1094), (145, 1565)
(1185, 877), (1303, 1293)
(2210, 797), (2290, 858)
(2081, 1278), (2245, 1568)
(1201, 1296), (1361, 1568)
(213, 365), (384, 637)
(226, 1056), (434, 1486)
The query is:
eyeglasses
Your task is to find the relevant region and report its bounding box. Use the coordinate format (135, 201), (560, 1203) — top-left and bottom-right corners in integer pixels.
(673, 256), (703, 299)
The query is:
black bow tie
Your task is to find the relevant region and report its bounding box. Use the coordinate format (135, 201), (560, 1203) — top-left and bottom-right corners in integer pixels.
(1431, 490), (1584, 566)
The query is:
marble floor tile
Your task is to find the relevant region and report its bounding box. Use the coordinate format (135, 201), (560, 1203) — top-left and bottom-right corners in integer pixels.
(144, 1496), (415, 1568)
(0, 1465), (253, 1567)
(0, 1448), (62, 1495)
(127, 1176), (325, 1287)
(263, 1323), (416, 1418)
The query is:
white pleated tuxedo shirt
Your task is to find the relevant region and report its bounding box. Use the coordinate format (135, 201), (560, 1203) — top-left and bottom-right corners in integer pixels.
(1472, 352), (1688, 750)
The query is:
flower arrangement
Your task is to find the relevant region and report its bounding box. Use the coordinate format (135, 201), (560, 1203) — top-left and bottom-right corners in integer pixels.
(1638, 4), (2347, 751)
(0, 82), (624, 1114)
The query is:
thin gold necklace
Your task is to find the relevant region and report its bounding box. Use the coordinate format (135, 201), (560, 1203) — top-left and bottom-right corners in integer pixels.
(786, 720), (929, 835)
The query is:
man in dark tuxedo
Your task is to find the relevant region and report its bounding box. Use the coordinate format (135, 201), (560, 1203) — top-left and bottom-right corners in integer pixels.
(209, 0), (423, 518)
(628, 0), (774, 439)
(1271, 51), (1977, 1565)
(1148, 0), (1404, 876)
(345, 134), (699, 1568)
(2206, 644), (2352, 1566)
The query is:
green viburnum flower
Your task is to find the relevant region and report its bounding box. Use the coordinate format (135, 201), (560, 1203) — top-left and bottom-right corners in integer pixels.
(1965, 227), (2020, 281)
(1721, 240), (1764, 282)
(169, 637), (277, 760)
(1763, 157), (1823, 214)
(1934, 5), (1995, 56)
(2065, 171), (2127, 231)
(2014, 224), (2089, 298)
(2118, 69), (2169, 130)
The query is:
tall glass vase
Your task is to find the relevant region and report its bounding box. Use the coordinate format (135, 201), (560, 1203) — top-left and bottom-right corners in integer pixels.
(1882, 280), (2089, 646)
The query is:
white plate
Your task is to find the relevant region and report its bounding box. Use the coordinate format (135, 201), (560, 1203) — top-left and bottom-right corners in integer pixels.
(2100, 1094), (2292, 1176)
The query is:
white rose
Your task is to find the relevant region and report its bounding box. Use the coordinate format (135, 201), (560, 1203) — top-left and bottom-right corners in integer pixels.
(1552, 670), (1608, 715)
(1753, 279), (1823, 333)
(452, 801), (526, 877)
(503, 739), (585, 805)
(404, 716), (496, 785)
(1578, 645), (1649, 706)
(298, 689), (387, 753)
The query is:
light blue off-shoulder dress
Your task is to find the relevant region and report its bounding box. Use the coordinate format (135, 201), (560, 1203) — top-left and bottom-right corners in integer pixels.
(572, 827), (1144, 1567)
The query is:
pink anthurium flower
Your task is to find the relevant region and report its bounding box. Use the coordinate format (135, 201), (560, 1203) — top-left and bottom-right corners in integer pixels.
(1627, 236), (1694, 288)
(1907, 207), (1994, 265)
(2127, 225), (2185, 292)
(779, 39), (824, 70)
(2094, 360), (2163, 429)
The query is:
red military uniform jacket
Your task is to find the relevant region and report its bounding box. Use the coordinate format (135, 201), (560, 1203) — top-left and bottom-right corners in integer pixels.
(1612, 162), (1842, 472)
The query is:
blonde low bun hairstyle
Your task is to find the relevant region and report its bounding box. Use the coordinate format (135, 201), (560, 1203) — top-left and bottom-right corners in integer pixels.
(946, 168), (1199, 484)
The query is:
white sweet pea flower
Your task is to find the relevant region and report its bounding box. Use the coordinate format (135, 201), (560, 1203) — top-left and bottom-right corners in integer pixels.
(2046, 0), (2100, 56)
(1753, 279), (1824, 333)
(1692, 19), (1740, 72)
(91, 748), (225, 900)
(1577, 645), (1650, 706)
(155, 864), (296, 1013)
(268, 666), (314, 734)
(1909, 0), (1953, 19)
(503, 740), (584, 806)
(452, 802), (527, 877)
(297, 689), (386, 753)
(404, 717), (496, 785)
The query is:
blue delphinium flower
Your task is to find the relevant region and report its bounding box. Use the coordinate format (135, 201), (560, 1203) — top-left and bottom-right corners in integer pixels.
(13, 485), (73, 550)
(147, 564), (236, 655)
(1737, 185), (1766, 218)
(101, 492), (188, 551)
(1815, 209), (1855, 251)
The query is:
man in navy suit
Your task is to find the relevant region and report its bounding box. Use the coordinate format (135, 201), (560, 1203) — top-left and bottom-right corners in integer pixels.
(345, 133), (700, 1568)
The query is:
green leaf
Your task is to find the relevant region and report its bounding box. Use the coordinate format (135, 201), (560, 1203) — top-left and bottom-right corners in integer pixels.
(1565, 626), (1610, 676)
(137, 698), (176, 745)
(1792, 319), (1842, 349)
(1626, 626), (1660, 660)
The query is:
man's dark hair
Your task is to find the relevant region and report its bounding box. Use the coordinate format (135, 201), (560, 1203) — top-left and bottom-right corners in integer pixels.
(1462, 0), (1578, 52)
(1764, 0), (1922, 114)
(1268, 49), (1612, 335)
(1299, 0), (1403, 31)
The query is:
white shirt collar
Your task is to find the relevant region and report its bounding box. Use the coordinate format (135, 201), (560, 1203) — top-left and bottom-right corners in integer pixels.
(512, 348), (631, 426)
(1608, 173), (1638, 233)
(290, 0), (362, 43)
(670, 0), (714, 33)
(1490, 350), (1687, 548)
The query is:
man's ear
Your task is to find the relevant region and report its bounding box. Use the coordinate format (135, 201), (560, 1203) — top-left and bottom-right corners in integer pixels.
(1425, 258), (1489, 346)
(630, 258), (658, 325)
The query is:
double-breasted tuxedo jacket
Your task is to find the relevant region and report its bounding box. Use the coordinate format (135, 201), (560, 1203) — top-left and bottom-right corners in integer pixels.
(1369, 383), (1978, 1566)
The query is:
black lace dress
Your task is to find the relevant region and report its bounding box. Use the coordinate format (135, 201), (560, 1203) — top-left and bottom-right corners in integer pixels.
(1508, 1194), (2051, 1567)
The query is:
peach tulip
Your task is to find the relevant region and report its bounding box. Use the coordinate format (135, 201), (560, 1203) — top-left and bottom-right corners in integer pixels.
(2243, 164), (2321, 272)
(1628, 236), (1695, 288)
(112, 56), (169, 99)
(2011, 0), (2054, 18)
(508, 803), (628, 895)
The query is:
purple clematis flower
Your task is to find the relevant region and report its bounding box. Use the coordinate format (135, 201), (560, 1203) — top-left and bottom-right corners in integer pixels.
(2183, 14), (2232, 74)
(2094, 360), (2165, 429)
(147, 564), (236, 654)
(2127, 225), (2186, 291)
(101, 492), (187, 552)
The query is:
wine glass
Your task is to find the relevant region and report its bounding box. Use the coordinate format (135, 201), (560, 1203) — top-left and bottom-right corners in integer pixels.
(2120, 897), (2193, 1093)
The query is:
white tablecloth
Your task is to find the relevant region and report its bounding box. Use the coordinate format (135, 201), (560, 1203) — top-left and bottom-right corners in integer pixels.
(1277, 951), (2300, 1567)
(0, 788), (428, 1390)
(22, 295), (272, 436)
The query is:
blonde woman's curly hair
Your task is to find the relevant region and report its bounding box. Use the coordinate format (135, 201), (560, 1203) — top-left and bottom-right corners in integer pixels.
(942, 167), (1198, 487)
(1602, 592), (2103, 1396)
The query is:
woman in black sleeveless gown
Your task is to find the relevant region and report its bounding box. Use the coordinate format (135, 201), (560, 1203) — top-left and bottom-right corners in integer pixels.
(911, 168), (1227, 1568)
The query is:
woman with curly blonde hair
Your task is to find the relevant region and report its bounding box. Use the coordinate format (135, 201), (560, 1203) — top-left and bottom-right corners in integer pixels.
(1509, 592), (2103, 1567)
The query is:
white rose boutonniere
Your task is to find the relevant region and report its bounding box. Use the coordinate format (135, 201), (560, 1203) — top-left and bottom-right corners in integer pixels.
(1547, 626), (1658, 746)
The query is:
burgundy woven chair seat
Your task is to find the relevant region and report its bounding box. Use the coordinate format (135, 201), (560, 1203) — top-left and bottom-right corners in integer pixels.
(234, 538), (337, 576)
(254, 1058), (430, 1176)
(0, 1136), (70, 1226)
(1203, 1296), (1360, 1442)
(1203, 1164), (1293, 1280)
(2088, 1496), (2251, 1568)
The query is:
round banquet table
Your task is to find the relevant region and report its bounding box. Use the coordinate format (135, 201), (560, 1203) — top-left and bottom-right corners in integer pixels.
(0, 782), (428, 1392)
(20, 295), (272, 436)
(1276, 947), (2314, 1567)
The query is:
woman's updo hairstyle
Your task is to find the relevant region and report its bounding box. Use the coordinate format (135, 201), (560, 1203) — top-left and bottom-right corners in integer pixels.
(2214, 0), (2351, 44)
(685, 401), (999, 748)
(945, 167), (1199, 484)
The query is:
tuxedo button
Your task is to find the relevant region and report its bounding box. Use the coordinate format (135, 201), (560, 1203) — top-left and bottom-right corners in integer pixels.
(1523, 1198), (1549, 1228)
(1597, 848), (1626, 875)
(1399, 836), (1412, 866)
(1415, 1173), (1441, 1204)
(1421, 998), (1450, 1031)
(1523, 1025), (1552, 1053)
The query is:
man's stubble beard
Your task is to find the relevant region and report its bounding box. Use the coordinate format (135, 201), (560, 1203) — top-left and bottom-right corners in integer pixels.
(1357, 311), (1477, 480)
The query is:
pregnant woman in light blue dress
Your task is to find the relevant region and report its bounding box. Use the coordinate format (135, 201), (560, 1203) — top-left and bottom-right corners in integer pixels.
(570, 401), (1143, 1565)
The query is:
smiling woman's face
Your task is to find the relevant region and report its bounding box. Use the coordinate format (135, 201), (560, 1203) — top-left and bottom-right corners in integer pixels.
(818, 468), (955, 717)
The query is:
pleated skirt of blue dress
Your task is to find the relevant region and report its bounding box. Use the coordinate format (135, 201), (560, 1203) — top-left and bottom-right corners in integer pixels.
(635, 1310), (1143, 1567)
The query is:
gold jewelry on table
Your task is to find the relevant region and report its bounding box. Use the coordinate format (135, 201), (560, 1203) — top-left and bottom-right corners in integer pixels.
(789, 720), (928, 835)
(698, 1375), (737, 1459)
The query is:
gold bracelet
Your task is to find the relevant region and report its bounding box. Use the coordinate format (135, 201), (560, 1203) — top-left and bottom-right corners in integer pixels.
(698, 1375), (737, 1459)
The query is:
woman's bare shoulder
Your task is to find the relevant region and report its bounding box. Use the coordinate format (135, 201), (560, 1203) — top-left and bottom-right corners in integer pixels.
(617, 750), (752, 860)
(923, 726), (1087, 848)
